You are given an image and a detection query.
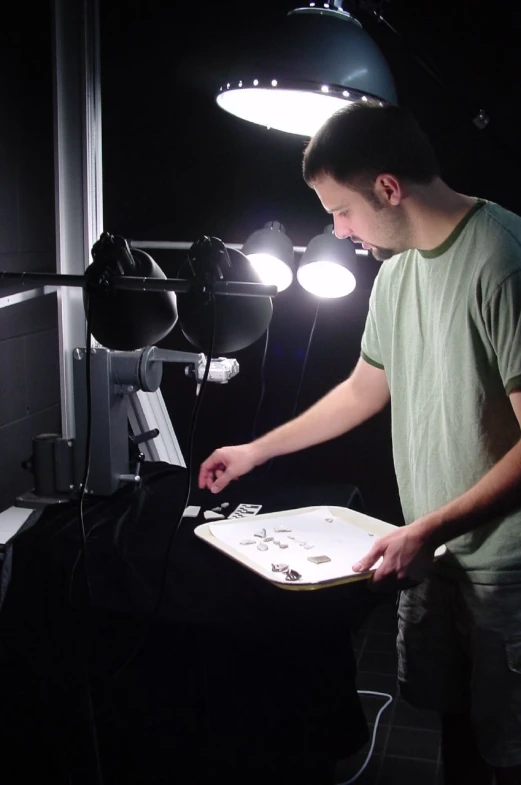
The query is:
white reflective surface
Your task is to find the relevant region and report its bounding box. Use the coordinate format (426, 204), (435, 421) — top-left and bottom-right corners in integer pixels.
(217, 87), (352, 136)
(248, 253), (294, 292)
(297, 261), (356, 298)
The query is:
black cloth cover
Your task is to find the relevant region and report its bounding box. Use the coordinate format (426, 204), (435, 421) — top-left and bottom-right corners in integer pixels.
(0, 464), (380, 784)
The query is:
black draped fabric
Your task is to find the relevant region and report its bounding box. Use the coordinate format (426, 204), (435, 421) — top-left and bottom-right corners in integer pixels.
(0, 463), (379, 784)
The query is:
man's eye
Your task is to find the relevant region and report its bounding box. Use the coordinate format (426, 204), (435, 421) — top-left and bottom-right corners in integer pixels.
(338, 210), (349, 218)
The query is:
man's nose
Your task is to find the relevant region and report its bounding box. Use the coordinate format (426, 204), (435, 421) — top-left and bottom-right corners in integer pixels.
(333, 215), (352, 240)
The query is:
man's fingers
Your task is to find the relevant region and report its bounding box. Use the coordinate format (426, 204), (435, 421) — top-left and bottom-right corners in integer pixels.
(352, 542), (385, 573)
(198, 467), (216, 490)
(211, 469), (234, 493)
(198, 454), (219, 489)
(369, 573), (421, 591)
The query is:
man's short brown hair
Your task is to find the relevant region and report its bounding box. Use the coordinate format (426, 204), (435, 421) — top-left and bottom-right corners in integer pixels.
(303, 102), (440, 191)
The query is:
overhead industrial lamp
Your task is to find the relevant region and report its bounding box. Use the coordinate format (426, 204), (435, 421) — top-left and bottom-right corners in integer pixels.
(297, 225), (357, 298)
(216, 1), (397, 137)
(242, 221), (295, 293)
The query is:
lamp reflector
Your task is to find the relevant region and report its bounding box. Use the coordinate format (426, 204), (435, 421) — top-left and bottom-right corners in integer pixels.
(248, 253), (294, 292)
(217, 88), (353, 137)
(297, 225), (357, 298)
(297, 261), (356, 298)
(242, 221), (295, 292)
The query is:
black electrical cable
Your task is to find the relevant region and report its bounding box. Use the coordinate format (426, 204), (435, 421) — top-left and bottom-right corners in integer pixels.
(150, 290), (215, 618)
(68, 297), (103, 604)
(290, 300), (320, 421)
(113, 285), (216, 678)
(260, 300), (320, 481)
(251, 323), (270, 441)
(77, 296), (94, 602)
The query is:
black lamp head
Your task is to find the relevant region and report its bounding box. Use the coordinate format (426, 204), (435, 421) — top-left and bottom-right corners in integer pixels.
(242, 221), (295, 293)
(297, 224), (357, 297)
(84, 233), (178, 350)
(176, 238), (273, 354)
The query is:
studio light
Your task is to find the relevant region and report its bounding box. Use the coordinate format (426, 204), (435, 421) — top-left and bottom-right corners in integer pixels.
(216, 2), (397, 137)
(79, 233), (275, 356)
(85, 234), (178, 351)
(176, 240), (274, 354)
(242, 221), (295, 292)
(297, 225), (357, 298)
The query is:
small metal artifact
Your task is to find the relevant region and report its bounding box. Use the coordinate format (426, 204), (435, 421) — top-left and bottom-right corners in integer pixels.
(271, 563), (289, 573)
(307, 555), (331, 564)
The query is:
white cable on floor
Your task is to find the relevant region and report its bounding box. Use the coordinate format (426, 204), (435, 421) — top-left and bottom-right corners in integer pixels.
(338, 690), (394, 785)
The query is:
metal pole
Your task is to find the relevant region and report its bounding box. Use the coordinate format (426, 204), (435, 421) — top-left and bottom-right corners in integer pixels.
(52, 0), (103, 439)
(0, 271), (277, 298)
(129, 239), (369, 256)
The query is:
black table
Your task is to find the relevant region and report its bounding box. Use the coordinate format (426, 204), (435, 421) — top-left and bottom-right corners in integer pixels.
(0, 464), (385, 785)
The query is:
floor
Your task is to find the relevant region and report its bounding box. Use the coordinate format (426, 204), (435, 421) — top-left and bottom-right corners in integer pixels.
(334, 594), (442, 785)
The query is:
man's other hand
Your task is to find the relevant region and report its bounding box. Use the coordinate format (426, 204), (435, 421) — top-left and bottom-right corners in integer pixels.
(352, 522), (436, 586)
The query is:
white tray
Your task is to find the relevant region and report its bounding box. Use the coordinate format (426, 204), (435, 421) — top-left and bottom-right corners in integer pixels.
(194, 504), (446, 591)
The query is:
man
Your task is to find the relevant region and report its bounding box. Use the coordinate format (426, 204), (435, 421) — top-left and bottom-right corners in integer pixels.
(198, 102), (521, 784)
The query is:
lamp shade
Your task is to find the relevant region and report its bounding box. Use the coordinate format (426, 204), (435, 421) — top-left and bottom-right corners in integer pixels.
(84, 235), (178, 350)
(242, 221), (295, 293)
(177, 246), (273, 354)
(297, 225), (357, 298)
(216, 4), (397, 137)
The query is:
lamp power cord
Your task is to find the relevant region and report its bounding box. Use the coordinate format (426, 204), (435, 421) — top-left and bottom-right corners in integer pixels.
(113, 270), (217, 679)
(342, 690), (394, 784)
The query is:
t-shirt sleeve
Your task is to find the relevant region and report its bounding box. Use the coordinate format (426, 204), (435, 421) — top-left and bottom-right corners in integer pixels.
(360, 278), (385, 370)
(483, 268), (521, 394)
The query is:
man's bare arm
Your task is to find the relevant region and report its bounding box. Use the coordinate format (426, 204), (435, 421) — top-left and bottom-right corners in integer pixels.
(250, 357), (390, 464)
(198, 357), (389, 492)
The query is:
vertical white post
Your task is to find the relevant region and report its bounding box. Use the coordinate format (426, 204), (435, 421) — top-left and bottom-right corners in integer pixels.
(52, 0), (103, 439)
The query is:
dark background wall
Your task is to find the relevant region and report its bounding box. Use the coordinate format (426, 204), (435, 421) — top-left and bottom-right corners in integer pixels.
(1, 0), (521, 522)
(0, 4), (60, 511)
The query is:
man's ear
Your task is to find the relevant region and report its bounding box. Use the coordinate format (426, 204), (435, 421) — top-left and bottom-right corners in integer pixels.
(374, 174), (403, 206)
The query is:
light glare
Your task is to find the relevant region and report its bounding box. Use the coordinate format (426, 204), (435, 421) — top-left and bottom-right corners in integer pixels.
(297, 261), (356, 298)
(248, 253), (293, 293)
(217, 88), (353, 136)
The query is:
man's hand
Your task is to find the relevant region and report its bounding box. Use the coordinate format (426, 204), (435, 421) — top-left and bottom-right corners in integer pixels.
(352, 521), (436, 585)
(198, 444), (259, 493)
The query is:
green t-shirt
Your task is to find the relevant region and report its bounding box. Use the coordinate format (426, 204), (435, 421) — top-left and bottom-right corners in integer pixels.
(361, 199), (521, 583)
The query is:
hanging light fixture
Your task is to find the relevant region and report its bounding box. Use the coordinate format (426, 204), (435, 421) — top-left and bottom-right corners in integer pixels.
(242, 221), (295, 293)
(297, 225), (357, 298)
(216, 1), (397, 137)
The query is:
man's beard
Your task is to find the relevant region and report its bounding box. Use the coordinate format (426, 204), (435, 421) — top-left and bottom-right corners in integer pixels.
(351, 236), (396, 262)
(370, 246), (396, 261)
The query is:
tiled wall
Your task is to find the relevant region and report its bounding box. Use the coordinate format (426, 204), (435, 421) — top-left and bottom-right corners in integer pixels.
(0, 8), (61, 510)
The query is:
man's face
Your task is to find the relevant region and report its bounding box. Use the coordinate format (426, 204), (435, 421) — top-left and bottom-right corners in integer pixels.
(312, 174), (407, 261)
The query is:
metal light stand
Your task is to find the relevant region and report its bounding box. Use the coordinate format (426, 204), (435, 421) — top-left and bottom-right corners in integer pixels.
(0, 270), (276, 507)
